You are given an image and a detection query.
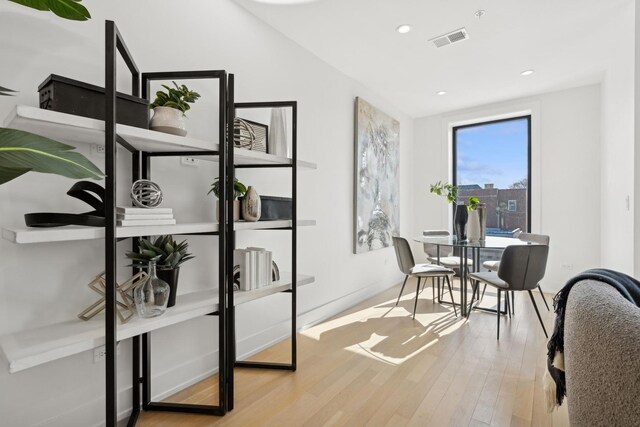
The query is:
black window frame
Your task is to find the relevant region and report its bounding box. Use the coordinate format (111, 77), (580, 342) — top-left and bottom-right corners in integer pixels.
(452, 115), (532, 233)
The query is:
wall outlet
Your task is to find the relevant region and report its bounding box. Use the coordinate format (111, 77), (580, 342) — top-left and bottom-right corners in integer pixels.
(92, 144), (106, 155)
(93, 343), (120, 363)
(181, 157), (199, 167)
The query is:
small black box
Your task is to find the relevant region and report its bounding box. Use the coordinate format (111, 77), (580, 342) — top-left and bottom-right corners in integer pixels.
(260, 196), (293, 221)
(38, 74), (149, 129)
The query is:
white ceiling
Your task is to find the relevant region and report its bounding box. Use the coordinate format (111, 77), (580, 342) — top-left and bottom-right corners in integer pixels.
(233, 0), (631, 118)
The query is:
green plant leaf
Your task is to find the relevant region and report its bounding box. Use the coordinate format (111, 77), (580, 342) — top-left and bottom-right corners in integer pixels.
(0, 128), (103, 185)
(10, 0), (91, 21)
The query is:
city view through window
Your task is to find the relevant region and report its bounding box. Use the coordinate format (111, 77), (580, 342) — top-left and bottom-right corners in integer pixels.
(454, 116), (530, 237)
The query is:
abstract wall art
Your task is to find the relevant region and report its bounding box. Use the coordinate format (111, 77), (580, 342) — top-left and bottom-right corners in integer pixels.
(354, 97), (400, 254)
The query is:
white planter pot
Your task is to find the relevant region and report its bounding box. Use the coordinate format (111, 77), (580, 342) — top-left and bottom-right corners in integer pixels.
(150, 106), (187, 136)
(467, 210), (481, 243)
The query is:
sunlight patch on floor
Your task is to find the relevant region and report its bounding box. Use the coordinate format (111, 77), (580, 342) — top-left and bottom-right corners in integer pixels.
(301, 291), (466, 365)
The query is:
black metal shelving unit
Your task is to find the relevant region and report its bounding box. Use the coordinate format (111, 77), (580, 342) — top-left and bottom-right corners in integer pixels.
(101, 21), (301, 425)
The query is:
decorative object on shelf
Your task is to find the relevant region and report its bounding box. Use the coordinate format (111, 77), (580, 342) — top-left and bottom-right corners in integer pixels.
(116, 206), (175, 226)
(430, 181), (484, 243)
(242, 186), (261, 222)
(126, 235), (194, 308)
(234, 118), (256, 149)
(130, 179), (164, 208)
(232, 259), (280, 291)
(77, 271), (147, 323)
(0, 86), (17, 96)
(10, 0), (91, 21)
(259, 196), (292, 221)
(269, 107), (288, 156)
(0, 128), (103, 185)
(149, 82), (200, 136)
(209, 177), (246, 222)
(354, 97), (400, 254)
(38, 75), (148, 128)
(234, 248), (274, 291)
(235, 118), (268, 153)
(467, 200), (487, 243)
(133, 261), (170, 318)
(24, 181), (105, 227)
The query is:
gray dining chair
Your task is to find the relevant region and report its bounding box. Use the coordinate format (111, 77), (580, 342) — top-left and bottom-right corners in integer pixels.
(423, 230), (474, 301)
(392, 236), (458, 319)
(482, 232), (551, 311)
(467, 244), (549, 340)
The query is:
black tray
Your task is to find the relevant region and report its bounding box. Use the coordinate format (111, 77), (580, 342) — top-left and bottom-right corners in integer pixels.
(259, 196), (292, 221)
(38, 74), (149, 129)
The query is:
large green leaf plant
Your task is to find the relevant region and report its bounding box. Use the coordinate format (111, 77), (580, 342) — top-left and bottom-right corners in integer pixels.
(0, 128), (103, 185)
(9, 0), (91, 21)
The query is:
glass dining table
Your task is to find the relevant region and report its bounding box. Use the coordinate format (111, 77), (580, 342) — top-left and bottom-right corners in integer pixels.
(412, 235), (535, 316)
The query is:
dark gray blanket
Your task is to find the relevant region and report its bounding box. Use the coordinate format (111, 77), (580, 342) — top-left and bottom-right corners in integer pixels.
(547, 268), (640, 406)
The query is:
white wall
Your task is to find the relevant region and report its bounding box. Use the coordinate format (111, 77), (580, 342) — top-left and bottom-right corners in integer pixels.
(412, 84), (602, 293)
(0, 1), (413, 425)
(635, 2), (640, 277)
(600, 1), (636, 274)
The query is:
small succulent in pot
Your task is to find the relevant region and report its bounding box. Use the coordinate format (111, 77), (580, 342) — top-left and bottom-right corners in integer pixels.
(149, 82), (201, 137)
(126, 235), (194, 308)
(208, 177), (247, 222)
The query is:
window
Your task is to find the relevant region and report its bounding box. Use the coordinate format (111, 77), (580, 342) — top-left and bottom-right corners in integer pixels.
(453, 116), (531, 236)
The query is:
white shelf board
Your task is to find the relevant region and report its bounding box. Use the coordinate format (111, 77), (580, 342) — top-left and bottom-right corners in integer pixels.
(4, 105), (317, 168)
(2, 219), (316, 244)
(0, 273), (313, 373)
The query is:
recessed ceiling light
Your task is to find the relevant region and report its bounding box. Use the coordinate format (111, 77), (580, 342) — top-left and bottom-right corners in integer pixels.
(521, 70), (535, 76)
(474, 9), (486, 19)
(396, 24), (412, 34)
(437, 91), (447, 96)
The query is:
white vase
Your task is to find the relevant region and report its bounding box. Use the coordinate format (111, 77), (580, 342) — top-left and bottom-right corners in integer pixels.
(242, 186), (261, 222)
(269, 108), (288, 156)
(150, 106), (187, 137)
(216, 200), (240, 222)
(467, 210), (481, 243)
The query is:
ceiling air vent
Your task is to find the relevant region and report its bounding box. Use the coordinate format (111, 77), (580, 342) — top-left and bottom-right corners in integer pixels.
(429, 28), (469, 48)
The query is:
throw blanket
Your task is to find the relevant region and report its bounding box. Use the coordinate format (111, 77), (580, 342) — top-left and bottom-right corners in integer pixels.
(544, 268), (640, 412)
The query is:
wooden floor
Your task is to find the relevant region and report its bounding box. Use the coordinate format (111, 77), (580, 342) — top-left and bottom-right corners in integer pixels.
(137, 278), (569, 427)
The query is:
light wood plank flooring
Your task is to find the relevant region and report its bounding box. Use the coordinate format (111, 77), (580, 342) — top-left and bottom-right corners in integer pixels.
(137, 278), (569, 426)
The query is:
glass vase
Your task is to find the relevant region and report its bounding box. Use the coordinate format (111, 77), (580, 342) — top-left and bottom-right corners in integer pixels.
(134, 261), (170, 318)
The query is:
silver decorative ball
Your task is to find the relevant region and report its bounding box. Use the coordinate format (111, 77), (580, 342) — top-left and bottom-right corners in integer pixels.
(130, 179), (163, 208)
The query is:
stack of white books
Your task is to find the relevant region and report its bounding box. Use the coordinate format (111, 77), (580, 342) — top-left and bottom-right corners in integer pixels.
(233, 247), (273, 291)
(116, 207), (176, 226)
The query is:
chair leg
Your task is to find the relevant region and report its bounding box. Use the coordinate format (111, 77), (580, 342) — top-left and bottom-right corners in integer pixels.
(505, 292), (511, 319)
(538, 285), (550, 311)
(466, 280), (478, 319)
(396, 275), (408, 306)
(480, 284), (487, 301)
(527, 290), (548, 338)
(431, 277), (435, 302)
(497, 289), (501, 340)
(413, 278), (422, 319)
(445, 275), (458, 317)
(511, 291), (515, 315)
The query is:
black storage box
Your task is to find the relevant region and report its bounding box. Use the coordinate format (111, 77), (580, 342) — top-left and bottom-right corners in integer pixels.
(259, 196), (292, 221)
(38, 74), (149, 129)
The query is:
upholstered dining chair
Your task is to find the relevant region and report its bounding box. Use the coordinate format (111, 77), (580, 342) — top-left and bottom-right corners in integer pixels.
(392, 236), (458, 319)
(482, 232), (551, 311)
(468, 244), (549, 340)
(422, 229), (474, 301)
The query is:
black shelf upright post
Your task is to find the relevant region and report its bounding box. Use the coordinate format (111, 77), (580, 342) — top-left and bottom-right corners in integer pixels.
(225, 74), (236, 411)
(105, 20), (141, 426)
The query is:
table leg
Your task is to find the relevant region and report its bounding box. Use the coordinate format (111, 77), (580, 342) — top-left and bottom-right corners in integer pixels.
(460, 247), (467, 317)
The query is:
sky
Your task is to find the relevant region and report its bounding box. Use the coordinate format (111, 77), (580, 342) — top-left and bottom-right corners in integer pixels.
(456, 118), (529, 189)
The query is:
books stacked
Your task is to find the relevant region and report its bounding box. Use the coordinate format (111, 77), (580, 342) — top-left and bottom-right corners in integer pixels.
(233, 247), (273, 291)
(116, 207), (176, 227)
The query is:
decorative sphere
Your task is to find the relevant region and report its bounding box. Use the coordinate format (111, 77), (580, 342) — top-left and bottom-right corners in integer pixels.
(130, 179), (163, 208)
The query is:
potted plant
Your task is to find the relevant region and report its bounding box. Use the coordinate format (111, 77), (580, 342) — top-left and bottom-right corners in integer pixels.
(149, 82), (200, 136)
(430, 181), (483, 242)
(208, 177), (247, 222)
(126, 235), (194, 308)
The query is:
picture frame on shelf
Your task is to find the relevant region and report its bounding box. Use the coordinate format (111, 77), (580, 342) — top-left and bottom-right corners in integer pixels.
(235, 118), (269, 153)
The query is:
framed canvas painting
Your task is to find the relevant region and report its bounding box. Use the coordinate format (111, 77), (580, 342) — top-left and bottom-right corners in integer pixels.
(354, 97), (400, 254)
